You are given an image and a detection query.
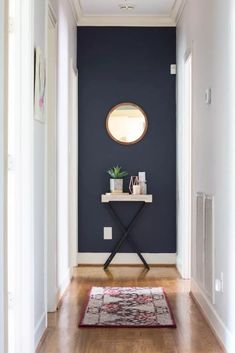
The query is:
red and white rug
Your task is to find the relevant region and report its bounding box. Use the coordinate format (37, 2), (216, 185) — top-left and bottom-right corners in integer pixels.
(79, 287), (176, 328)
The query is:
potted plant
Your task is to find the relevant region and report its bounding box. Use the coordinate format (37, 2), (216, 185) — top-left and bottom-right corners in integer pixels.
(107, 166), (128, 194)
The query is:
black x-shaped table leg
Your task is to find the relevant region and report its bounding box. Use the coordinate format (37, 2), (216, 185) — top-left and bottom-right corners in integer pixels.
(104, 202), (150, 270)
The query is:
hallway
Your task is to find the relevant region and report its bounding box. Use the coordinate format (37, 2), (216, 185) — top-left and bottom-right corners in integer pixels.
(37, 266), (223, 353)
(1, 1), (235, 352)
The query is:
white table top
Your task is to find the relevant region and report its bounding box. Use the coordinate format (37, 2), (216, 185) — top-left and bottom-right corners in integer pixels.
(101, 194), (153, 203)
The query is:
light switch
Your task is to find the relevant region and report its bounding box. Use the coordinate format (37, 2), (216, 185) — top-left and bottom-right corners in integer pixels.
(205, 88), (212, 105)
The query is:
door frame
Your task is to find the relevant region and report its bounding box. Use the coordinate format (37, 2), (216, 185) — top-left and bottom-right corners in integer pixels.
(45, 2), (58, 312)
(0, 0), (8, 351)
(68, 58), (78, 268)
(181, 50), (193, 279)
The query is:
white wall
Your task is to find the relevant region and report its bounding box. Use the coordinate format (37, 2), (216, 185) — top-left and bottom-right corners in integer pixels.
(34, 0), (77, 348)
(177, 0), (235, 351)
(0, 0), (6, 350)
(53, 0), (77, 293)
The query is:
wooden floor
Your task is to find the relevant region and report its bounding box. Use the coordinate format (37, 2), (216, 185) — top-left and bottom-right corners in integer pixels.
(38, 266), (223, 353)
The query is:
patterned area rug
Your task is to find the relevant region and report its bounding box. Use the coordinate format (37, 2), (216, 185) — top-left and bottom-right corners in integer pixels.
(79, 287), (176, 328)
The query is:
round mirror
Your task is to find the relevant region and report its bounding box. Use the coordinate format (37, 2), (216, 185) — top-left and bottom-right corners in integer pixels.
(106, 103), (148, 145)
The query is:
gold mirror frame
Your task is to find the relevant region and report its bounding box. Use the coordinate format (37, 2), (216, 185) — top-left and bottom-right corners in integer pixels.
(106, 102), (148, 145)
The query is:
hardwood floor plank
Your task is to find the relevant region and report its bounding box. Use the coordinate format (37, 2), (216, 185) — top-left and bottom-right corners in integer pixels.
(37, 266), (223, 353)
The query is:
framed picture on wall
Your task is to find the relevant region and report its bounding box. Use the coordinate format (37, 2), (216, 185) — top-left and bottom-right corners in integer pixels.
(34, 47), (46, 123)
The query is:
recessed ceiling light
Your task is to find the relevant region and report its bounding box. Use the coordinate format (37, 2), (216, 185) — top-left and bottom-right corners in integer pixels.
(119, 1), (135, 11)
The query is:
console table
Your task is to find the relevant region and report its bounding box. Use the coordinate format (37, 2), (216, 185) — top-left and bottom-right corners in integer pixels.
(101, 194), (153, 270)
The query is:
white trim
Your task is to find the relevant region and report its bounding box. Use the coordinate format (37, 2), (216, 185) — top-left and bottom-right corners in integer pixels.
(180, 51), (192, 280)
(68, 0), (80, 23)
(176, 256), (183, 277)
(56, 268), (73, 304)
(171, 0), (186, 24)
(0, 0), (8, 351)
(76, 0), (83, 15)
(48, 2), (57, 27)
(177, 48), (193, 280)
(191, 279), (235, 353)
(77, 253), (176, 265)
(78, 15), (176, 27)
(34, 312), (47, 351)
(68, 59), (78, 268)
(71, 0), (184, 27)
(45, 0), (58, 314)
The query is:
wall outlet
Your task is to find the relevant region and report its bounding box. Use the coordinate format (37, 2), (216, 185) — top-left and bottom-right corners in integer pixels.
(104, 227), (112, 240)
(170, 64), (177, 75)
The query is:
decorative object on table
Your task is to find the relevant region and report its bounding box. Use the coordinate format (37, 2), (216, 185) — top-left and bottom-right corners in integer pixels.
(107, 166), (128, 194)
(129, 176), (139, 194)
(34, 47), (46, 123)
(133, 184), (141, 195)
(138, 171), (147, 195)
(79, 286), (176, 328)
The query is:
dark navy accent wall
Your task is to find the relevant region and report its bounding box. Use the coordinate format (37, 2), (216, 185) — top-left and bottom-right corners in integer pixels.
(77, 27), (176, 253)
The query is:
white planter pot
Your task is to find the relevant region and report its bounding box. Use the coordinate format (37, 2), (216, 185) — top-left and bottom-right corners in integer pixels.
(110, 179), (123, 193)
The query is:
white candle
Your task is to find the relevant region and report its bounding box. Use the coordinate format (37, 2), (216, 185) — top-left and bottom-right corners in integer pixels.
(133, 185), (141, 195)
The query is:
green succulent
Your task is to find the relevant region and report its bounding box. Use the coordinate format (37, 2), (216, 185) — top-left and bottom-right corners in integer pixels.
(107, 166), (128, 179)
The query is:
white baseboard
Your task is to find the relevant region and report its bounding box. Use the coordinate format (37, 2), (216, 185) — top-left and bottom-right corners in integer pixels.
(34, 312), (47, 351)
(191, 279), (234, 353)
(57, 267), (73, 304)
(77, 252), (176, 265)
(176, 254), (183, 276)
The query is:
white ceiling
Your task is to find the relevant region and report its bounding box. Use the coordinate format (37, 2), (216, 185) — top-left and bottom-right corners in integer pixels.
(79, 0), (176, 17)
(70, 0), (184, 26)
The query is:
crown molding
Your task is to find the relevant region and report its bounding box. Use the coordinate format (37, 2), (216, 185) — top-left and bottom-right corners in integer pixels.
(73, 0), (185, 27)
(171, 0), (186, 24)
(68, 0), (81, 24)
(78, 15), (176, 27)
(48, 2), (57, 26)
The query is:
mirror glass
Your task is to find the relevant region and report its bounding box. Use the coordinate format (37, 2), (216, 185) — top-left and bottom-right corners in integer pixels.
(106, 103), (148, 145)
